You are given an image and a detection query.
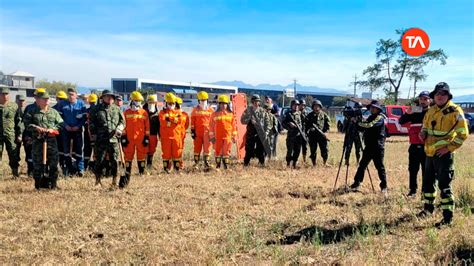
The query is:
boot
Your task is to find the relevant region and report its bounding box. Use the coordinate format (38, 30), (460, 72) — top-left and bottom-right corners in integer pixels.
(138, 160), (146, 175)
(203, 155), (210, 169)
(27, 162), (34, 177)
(146, 154), (153, 169)
(311, 158), (316, 166)
(95, 173), (102, 186)
(292, 160), (297, 169)
(173, 161), (180, 172)
(12, 168), (19, 178)
(163, 160), (170, 173)
(194, 154), (200, 165)
(435, 210), (453, 227)
(215, 157), (222, 169)
(223, 157), (230, 169)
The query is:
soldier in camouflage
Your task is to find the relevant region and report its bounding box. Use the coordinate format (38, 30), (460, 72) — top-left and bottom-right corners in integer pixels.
(298, 99), (309, 163)
(264, 103), (279, 159)
(23, 89), (63, 189)
(0, 87), (23, 177)
(283, 99), (305, 168)
(241, 94), (272, 166)
(89, 90), (125, 186)
(305, 100), (330, 166)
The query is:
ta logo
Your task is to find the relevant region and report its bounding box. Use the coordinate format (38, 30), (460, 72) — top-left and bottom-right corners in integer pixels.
(401, 28), (430, 57)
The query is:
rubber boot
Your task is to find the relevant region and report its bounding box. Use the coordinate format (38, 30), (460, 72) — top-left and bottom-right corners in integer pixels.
(173, 161), (180, 172)
(146, 154), (153, 169)
(215, 157), (222, 169)
(138, 160), (146, 175)
(223, 157), (230, 170)
(163, 160), (170, 173)
(194, 154), (200, 165)
(203, 155), (211, 169)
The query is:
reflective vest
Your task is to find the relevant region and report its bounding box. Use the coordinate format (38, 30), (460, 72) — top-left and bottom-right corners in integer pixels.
(422, 101), (469, 157)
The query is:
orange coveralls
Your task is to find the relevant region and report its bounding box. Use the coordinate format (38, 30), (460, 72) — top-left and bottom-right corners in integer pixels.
(210, 110), (237, 159)
(123, 108), (150, 162)
(191, 106), (214, 159)
(177, 109), (189, 168)
(159, 109), (185, 169)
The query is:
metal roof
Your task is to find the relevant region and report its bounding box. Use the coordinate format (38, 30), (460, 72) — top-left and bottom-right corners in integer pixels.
(9, 71), (35, 77)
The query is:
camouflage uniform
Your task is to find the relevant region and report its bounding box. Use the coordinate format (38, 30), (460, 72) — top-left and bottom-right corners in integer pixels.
(299, 107), (309, 161)
(0, 87), (23, 177)
(282, 109), (304, 167)
(23, 92), (63, 189)
(264, 104), (279, 158)
(89, 97), (125, 185)
(241, 96), (272, 166)
(305, 110), (330, 165)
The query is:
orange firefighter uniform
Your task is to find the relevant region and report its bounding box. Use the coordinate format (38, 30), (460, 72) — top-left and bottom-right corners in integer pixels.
(191, 105), (214, 164)
(123, 108), (150, 172)
(210, 95), (237, 169)
(159, 106), (185, 171)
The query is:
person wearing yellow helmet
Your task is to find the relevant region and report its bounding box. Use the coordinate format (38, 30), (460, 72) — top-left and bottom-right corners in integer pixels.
(143, 94), (160, 168)
(56, 91), (67, 101)
(209, 94), (236, 169)
(158, 92), (185, 173)
(120, 92), (150, 187)
(191, 91), (214, 168)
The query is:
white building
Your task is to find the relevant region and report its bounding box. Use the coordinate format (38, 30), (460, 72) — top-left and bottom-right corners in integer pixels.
(2, 70), (36, 99)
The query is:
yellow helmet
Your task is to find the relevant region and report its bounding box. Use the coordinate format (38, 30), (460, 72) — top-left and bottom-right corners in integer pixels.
(218, 94), (230, 104)
(88, 93), (98, 103)
(147, 95), (157, 102)
(176, 97), (183, 105)
(197, 91), (208, 101)
(35, 88), (46, 95)
(164, 92), (176, 103)
(130, 91), (144, 102)
(56, 91), (67, 99)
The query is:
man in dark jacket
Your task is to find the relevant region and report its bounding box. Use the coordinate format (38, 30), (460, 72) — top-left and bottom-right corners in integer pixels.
(350, 100), (388, 193)
(399, 91), (431, 197)
(283, 100), (305, 168)
(305, 100), (330, 166)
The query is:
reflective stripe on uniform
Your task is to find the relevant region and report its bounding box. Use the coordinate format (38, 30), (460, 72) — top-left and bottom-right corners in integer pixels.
(424, 192), (437, 198)
(440, 205), (454, 211)
(433, 140), (450, 147)
(125, 114), (146, 119)
(453, 138), (464, 145)
(426, 128), (449, 136)
(214, 115), (233, 121)
(455, 127), (467, 133)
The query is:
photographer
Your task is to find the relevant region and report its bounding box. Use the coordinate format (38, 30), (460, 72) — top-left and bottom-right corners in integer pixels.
(350, 100), (388, 194)
(399, 91), (431, 197)
(342, 101), (363, 164)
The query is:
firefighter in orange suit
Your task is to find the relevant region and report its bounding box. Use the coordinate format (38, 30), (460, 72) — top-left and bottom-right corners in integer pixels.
(159, 93), (184, 173)
(191, 91), (214, 168)
(209, 95), (237, 169)
(175, 97), (189, 169)
(143, 95), (160, 169)
(120, 91), (150, 187)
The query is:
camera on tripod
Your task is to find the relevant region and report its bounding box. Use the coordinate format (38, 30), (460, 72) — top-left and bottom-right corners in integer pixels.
(342, 99), (363, 119)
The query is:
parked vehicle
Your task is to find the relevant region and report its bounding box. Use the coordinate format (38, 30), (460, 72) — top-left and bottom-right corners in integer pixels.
(465, 113), (474, 133)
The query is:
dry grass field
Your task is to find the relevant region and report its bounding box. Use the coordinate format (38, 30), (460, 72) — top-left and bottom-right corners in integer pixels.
(1, 131), (473, 264)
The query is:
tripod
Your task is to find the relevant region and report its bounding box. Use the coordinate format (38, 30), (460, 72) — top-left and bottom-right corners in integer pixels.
(332, 119), (375, 193)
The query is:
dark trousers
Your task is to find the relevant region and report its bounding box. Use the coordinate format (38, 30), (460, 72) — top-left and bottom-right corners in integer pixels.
(244, 134), (265, 165)
(32, 138), (59, 189)
(62, 130), (84, 174)
(423, 154), (454, 219)
(83, 129), (93, 169)
(408, 144), (426, 192)
(353, 145), (387, 189)
(24, 142), (33, 175)
(309, 137), (328, 163)
(286, 135), (303, 164)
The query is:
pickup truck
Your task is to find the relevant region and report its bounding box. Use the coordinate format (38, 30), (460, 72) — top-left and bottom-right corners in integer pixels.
(336, 105), (409, 135)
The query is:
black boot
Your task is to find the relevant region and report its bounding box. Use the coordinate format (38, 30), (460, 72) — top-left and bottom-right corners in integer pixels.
(292, 160), (297, 168)
(435, 210), (453, 228)
(138, 160), (146, 175)
(173, 161), (180, 172)
(223, 158), (230, 169)
(203, 155), (210, 168)
(146, 154), (153, 169)
(12, 168), (19, 178)
(215, 157), (222, 168)
(194, 154), (200, 165)
(311, 158), (316, 166)
(163, 160), (170, 173)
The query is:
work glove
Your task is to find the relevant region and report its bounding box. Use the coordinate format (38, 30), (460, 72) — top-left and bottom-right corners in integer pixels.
(121, 135), (129, 147)
(142, 136), (149, 147)
(47, 129), (60, 137)
(191, 129), (196, 139)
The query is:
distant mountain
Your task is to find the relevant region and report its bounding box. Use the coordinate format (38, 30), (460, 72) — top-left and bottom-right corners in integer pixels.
(453, 94), (474, 102)
(211, 80), (348, 96)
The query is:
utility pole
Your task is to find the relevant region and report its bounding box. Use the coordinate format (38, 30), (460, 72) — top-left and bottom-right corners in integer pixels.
(353, 74), (357, 97)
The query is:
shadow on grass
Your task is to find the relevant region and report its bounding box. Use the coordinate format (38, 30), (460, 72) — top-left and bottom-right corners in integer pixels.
(266, 214), (414, 246)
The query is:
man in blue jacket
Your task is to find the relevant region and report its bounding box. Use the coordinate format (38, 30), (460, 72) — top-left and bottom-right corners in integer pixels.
(57, 88), (87, 176)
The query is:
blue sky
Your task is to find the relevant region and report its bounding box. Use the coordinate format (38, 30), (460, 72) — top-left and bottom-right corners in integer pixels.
(1, 0), (473, 96)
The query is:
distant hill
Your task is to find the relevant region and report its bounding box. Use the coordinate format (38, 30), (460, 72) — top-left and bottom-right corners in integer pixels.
(453, 94), (474, 102)
(211, 80), (348, 96)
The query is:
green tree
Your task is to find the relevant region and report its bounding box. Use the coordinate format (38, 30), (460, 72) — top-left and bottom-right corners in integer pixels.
(355, 29), (447, 104)
(331, 96), (350, 106)
(36, 79), (77, 96)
